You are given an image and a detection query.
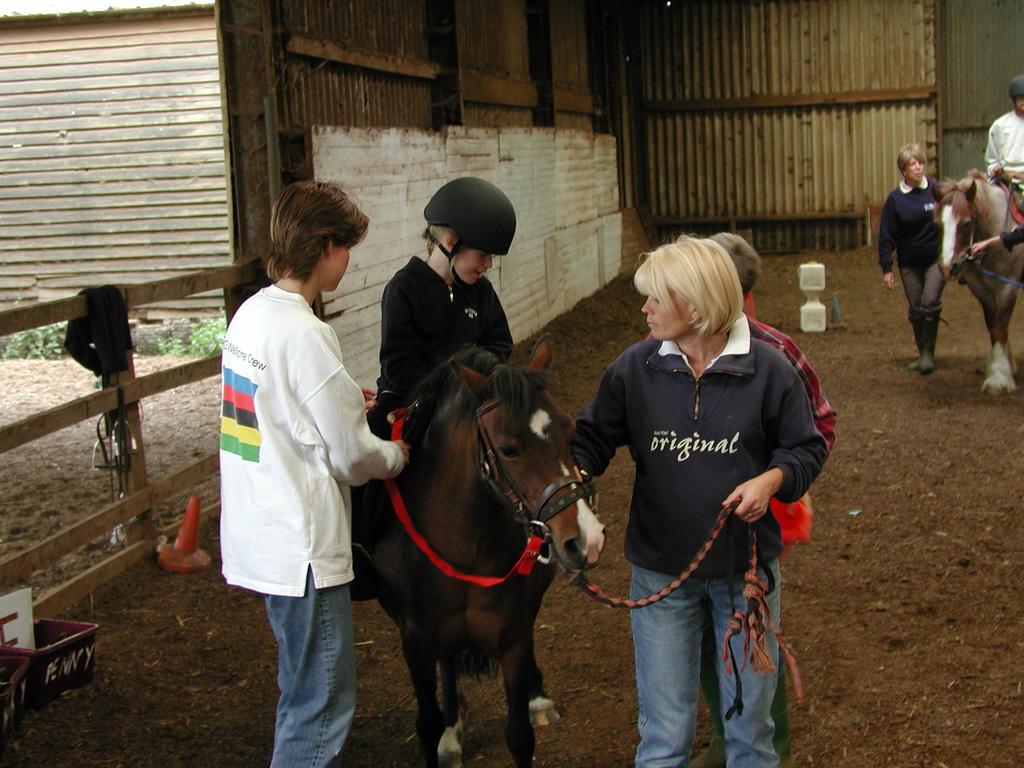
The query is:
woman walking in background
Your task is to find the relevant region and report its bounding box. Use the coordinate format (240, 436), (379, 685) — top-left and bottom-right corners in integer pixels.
(878, 142), (943, 375)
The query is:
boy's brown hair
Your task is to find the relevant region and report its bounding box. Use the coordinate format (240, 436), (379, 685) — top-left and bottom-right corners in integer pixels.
(267, 180), (369, 281)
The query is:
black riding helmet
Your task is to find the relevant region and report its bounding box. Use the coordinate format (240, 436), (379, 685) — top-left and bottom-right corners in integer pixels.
(1010, 74), (1024, 99)
(424, 177), (517, 259)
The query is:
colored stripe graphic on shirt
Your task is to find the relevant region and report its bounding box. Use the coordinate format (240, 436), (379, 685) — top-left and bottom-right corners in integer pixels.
(221, 367), (261, 462)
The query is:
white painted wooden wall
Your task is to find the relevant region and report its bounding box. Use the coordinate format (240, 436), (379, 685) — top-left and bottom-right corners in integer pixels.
(311, 125), (622, 388)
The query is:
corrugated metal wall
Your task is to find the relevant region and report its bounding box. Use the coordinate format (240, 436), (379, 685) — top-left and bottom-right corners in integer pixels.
(0, 11), (229, 314)
(638, 0), (938, 251)
(939, 0), (1024, 179)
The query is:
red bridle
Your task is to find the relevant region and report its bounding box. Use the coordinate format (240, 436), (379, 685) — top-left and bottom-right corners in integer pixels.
(383, 405), (594, 587)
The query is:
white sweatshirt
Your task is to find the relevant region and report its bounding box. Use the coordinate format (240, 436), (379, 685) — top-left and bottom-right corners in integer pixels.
(985, 110), (1024, 176)
(219, 285), (405, 597)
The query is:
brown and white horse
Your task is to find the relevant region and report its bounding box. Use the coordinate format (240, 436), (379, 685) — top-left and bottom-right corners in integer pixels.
(935, 171), (1024, 393)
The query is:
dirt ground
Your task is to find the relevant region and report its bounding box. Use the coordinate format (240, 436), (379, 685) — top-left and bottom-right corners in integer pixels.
(3, 246), (1024, 767)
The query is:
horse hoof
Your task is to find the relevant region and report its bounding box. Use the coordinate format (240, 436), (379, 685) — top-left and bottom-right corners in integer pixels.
(982, 380), (1016, 395)
(529, 697), (561, 727)
(438, 722), (464, 768)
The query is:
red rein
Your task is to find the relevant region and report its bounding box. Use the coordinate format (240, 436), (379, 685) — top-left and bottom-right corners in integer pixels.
(383, 409), (546, 588)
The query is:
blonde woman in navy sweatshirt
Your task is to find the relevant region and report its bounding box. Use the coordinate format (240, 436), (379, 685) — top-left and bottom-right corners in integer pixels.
(572, 236), (827, 768)
(878, 142), (943, 374)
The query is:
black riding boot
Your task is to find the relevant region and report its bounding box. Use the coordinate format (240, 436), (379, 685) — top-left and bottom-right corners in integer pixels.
(907, 316), (925, 372)
(917, 314), (939, 375)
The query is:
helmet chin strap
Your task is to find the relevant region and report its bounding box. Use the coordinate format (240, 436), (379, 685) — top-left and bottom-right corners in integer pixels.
(436, 238), (464, 287)
(436, 238), (463, 260)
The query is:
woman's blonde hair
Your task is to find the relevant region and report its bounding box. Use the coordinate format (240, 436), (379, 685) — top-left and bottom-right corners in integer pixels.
(896, 142), (926, 173)
(634, 235), (743, 336)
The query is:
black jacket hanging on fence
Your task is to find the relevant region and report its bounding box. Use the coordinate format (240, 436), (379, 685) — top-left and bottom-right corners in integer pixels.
(64, 285), (133, 376)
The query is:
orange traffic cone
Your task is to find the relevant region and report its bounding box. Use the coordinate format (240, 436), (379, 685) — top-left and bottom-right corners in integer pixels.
(157, 495), (212, 574)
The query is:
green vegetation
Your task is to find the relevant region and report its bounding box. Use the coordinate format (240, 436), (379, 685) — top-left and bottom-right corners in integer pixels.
(155, 317), (226, 357)
(1, 323), (66, 359)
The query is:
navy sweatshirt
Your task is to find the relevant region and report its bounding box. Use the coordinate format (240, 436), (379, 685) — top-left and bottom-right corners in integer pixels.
(572, 332), (827, 578)
(376, 256), (513, 401)
(878, 180), (939, 272)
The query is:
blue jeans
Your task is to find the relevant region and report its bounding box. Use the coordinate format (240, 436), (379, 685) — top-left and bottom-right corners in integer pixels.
(631, 560), (781, 768)
(265, 567), (356, 767)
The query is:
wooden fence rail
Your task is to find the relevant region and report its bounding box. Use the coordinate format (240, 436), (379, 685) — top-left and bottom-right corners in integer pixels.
(0, 260), (259, 337)
(0, 355), (221, 454)
(0, 259), (261, 614)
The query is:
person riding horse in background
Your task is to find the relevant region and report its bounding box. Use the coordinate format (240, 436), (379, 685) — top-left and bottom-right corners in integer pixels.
(985, 74), (1024, 189)
(878, 142), (944, 375)
(352, 177), (518, 598)
(691, 232), (837, 768)
(219, 181), (410, 767)
(572, 236), (827, 768)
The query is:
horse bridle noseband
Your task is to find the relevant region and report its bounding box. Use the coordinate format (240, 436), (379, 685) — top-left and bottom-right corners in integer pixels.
(949, 217), (977, 277)
(383, 401), (596, 586)
(474, 399), (596, 558)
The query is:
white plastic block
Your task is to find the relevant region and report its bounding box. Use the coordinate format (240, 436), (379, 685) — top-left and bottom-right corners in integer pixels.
(798, 262), (826, 291)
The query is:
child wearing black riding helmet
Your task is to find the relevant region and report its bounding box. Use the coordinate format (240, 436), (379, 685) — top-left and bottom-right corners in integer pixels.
(367, 176), (517, 438)
(351, 178), (517, 599)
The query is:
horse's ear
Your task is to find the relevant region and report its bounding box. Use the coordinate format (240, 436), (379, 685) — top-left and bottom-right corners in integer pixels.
(528, 334), (554, 371)
(966, 180), (977, 203)
(933, 181), (949, 204)
(452, 361), (491, 397)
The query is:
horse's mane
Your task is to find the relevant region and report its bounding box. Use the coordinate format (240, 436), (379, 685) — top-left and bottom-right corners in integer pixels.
(935, 170), (1010, 240)
(407, 346), (550, 435)
(936, 170), (989, 219)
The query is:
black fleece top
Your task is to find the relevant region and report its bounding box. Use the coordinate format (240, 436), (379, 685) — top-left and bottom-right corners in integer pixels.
(878, 180), (939, 272)
(376, 256), (513, 401)
(1000, 225), (1024, 250)
(572, 329), (827, 578)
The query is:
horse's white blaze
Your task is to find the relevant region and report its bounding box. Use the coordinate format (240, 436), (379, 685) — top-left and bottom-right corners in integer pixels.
(558, 462), (605, 559)
(983, 342), (1017, 393)
(939, 206), (958, 268)
(529, 409), (552, 440)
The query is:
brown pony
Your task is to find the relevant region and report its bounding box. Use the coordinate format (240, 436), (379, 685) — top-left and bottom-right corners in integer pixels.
(935, 171), (1024, 393)
(368, 337), (605, 767)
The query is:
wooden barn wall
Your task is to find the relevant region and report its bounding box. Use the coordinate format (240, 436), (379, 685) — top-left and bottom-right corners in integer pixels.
(0, 11), (230, 315)
(310, 126), (620, 387)
(276, 0), (433, 134)
(549, 0), (593, 131)
(221, 0), (600, 286)
(456, 0), (534, 128)
(638, 0), (938, 252)
(939, 0), (1024, 179)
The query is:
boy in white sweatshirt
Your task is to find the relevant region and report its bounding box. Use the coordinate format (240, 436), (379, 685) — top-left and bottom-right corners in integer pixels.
(219, 180), (409, 767)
